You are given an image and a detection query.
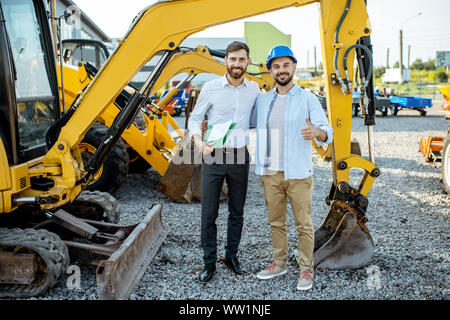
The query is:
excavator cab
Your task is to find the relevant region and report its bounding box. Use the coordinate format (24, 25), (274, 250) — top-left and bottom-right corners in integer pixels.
(61, 38), (112, 69)
(0, 0), (60, 165)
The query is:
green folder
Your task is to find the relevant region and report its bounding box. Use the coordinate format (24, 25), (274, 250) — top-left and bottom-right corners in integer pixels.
(203, 122), (236, 148)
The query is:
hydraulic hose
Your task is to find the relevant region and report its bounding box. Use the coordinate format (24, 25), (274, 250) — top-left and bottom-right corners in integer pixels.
(343, 44), (373, 91)
(333, 0), (352, 94)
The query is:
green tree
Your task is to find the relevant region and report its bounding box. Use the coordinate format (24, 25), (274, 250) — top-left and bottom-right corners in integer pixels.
(410, 59), (425, 70)
(393, 61), (406, 69)
(374, 66), (386, 79)
(424, 59), (436, 71)
(435, 67), (448, 82)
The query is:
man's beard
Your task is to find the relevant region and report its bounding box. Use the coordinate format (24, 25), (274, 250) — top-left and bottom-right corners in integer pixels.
(227, 66), (246, 79)
(274, 72), (294, 86)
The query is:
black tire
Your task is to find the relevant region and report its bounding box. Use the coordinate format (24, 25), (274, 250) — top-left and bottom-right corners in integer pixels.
(173, 107), (182, 116)
(381, 107), (388, 117)
(128, 154), (151, 174)
(352, 104), (359, 117)
(390, 105), (398, 116)
(420, 109), (427, 116)
(442, 134), (450, 194)
(80, 123), (129, 194)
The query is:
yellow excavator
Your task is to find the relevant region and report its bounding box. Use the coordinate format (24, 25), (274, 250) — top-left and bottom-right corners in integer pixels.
(0, 0), (379, 299)
(59, 43), (274, 200)
(0, 0), (167, 299)
(58, 0), (379, 269)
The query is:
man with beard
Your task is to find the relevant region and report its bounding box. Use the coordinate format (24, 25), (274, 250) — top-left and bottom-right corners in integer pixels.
(252, 46), (333, 291)
(188, 41), (260, 283)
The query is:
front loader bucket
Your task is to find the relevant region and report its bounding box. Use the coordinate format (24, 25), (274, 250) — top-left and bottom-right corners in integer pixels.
(157, 139), (228, 203)
(95, 203), (167, 299)
(313, 202), (374, 269)
(157, 139), (199, 202)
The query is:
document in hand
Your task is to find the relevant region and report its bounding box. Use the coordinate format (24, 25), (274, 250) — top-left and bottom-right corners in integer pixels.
(203, 120), (236, 148)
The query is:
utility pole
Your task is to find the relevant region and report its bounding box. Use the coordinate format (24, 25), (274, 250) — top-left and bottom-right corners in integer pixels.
(50, 0), (58, 57)
(407, 45), (411, 69)
(386, 48), (390, 68)
(314, 46), (317, 73)
(399, 12), (421, 83)
(399, 29), (403, 83)
(307, 49), (309, 69)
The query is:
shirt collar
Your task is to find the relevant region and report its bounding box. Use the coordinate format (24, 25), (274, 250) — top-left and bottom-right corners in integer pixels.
(222, 73), (249, 88)
(270, 83), (300, 97)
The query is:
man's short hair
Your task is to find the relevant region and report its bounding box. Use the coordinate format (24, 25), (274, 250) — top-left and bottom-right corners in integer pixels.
(226, 41), (250, 57)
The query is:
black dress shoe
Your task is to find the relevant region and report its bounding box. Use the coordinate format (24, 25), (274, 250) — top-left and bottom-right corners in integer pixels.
(199, 264), (216, 283)
(223, 257), (247, 275)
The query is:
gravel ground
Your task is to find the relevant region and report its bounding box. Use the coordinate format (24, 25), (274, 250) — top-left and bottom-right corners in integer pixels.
(22, 101), (450, 300)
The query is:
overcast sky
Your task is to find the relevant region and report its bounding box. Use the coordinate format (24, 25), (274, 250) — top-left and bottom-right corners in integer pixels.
(73, 0), (450, 68)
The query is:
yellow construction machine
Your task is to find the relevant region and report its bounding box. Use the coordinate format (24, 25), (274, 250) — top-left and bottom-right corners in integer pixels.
(0, 0), (379, 300)
(0, 0), (167, 299)
(59, 43), (274, 200)
(419, 86), (450, 193)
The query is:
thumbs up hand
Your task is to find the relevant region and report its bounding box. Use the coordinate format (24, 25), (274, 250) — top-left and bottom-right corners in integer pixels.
(301, 117), (319, 140)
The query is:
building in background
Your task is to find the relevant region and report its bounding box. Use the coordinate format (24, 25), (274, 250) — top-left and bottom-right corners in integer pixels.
(53, 0), (111, 42)
(244, 22), (291, 72)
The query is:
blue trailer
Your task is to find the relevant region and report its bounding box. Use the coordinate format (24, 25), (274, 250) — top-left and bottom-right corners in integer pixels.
(316, 92), (391, 116)
(389, 96), (432, 116)
(352, 92), (391, 116)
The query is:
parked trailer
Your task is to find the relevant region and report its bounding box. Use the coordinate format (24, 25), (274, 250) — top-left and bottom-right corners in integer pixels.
(389, 96), (432, 116)
(352, 92), (391, 116)
(315, 92), (391, 116)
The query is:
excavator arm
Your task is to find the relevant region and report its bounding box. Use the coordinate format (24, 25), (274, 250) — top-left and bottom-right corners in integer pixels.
(42, 0), (377, 269)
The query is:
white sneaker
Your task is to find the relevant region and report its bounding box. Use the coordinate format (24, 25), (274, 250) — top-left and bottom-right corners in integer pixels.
(256, 263), (287, 280)
(297, 270), (314, 291)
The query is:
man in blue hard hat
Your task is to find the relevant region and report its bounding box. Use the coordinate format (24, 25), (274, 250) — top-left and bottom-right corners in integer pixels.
(251, 45), (333, 290)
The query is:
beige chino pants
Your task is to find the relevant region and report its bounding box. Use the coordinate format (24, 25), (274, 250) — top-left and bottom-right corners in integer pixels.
(261, 170), (314, 272)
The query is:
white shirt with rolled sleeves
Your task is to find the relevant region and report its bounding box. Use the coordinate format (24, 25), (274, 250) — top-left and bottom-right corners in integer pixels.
(251, 83), (333, 180)
(188, 74), (260, 148)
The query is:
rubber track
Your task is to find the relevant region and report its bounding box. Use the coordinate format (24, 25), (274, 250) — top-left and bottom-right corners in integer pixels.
(0, 228), (69, 298)
(62, 190), (121, 223)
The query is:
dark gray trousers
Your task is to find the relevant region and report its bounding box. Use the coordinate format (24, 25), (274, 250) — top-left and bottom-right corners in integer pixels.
(201, 147), (250, 266)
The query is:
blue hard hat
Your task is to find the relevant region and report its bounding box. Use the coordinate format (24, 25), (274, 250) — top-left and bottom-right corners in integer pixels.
(266, 45), (297, 70)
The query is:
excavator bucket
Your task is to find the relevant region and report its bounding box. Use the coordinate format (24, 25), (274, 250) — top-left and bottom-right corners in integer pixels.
(313, 201), (374, 269)
(63, 204), (167, 299)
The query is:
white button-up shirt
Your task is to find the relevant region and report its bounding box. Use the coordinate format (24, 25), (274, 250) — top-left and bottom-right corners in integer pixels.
(188, 74), (260, 148)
